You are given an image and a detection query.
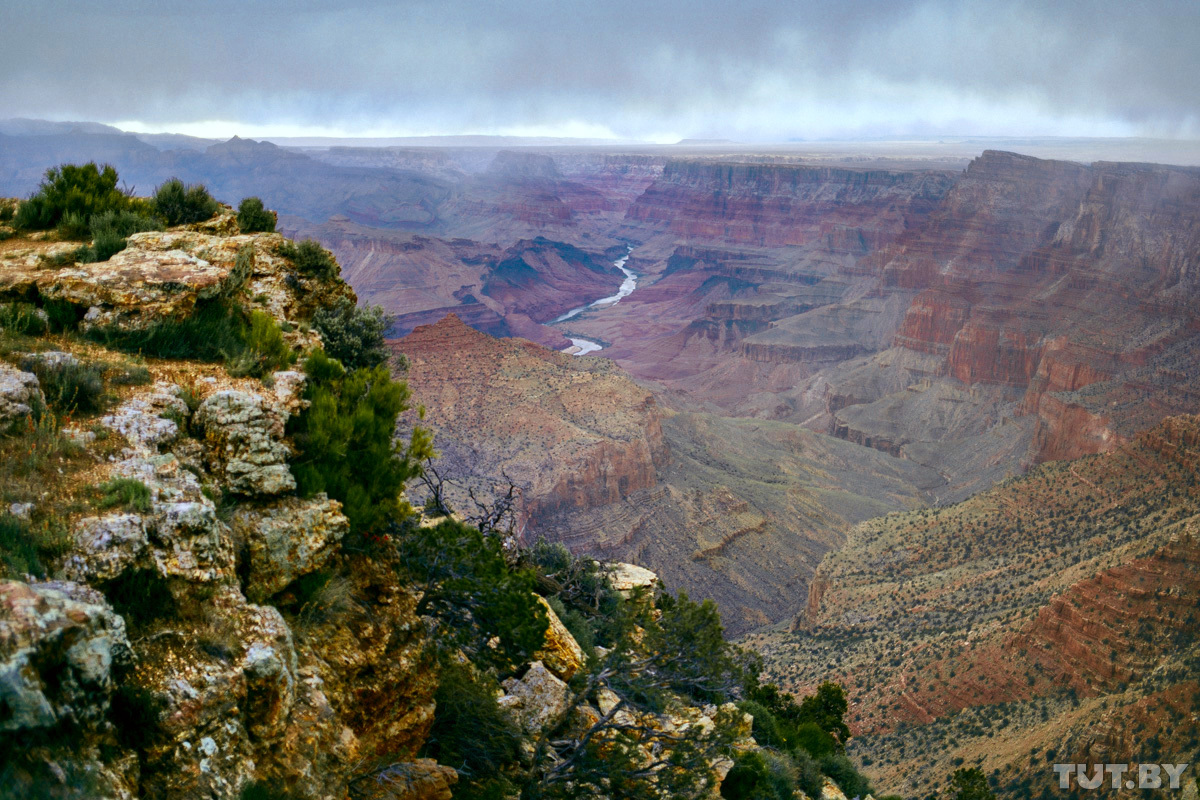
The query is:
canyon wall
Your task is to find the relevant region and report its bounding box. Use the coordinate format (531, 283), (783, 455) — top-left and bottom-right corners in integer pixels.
(748, 414), (1200, 798)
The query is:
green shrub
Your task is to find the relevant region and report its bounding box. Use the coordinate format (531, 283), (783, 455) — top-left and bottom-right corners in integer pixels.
(651, 590), (746, 703)
(96, 478), (152, 513)
(546, 594), (596, 655)
(396, 517), (546, 670)
(0, 204), (13, 223)
(949, 767), (996, 800)
(107, 362), (152, 386)
(0, 514), (72, 580)
(0, 303), (49, 336)
(237, 196), (275, 233)
(56, 211), (91, 240)
(793, 721), (839, 758)
(0, 514), (42, 578)
(87, 298), (248, 361)
(14, 163), (132, 231)
(77, 208), (166, 263)
(721, 751), (800, 800)
(289, 350), (431, 534)
(783, 748), (822, 798)
(19, 356), (107, 415)
(421, 659), (523, 787)
(278, 239), (338, 279)
(737, 699), (789, 751)
(525, 538), (631, 649)
(153, 177), (219, 225)
(818, 753), (873, 799)
(227, 311), (294, 378)
(312, 298), (391, 370)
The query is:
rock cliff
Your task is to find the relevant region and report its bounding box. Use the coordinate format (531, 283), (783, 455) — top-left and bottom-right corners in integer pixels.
(0, 208), (444, 799)
(747, 413), (1200, 798)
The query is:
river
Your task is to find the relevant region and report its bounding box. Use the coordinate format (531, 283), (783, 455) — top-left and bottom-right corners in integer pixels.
(555, 248), (636, 355)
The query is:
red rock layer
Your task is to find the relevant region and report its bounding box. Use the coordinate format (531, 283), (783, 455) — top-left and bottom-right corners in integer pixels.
(394, 315), (668, 525)
(627, 161), (955, 250)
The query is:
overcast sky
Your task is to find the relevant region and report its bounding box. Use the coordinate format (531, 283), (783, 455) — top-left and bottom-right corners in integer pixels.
(2, 0), (1198, 142)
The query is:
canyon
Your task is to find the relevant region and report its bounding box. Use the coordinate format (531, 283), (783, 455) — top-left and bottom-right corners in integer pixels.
(8, 132), (1192, 623)
(3, 124), (1198, 797)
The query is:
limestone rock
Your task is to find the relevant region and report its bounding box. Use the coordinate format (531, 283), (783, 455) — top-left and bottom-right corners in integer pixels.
(605, 562), (659, 598)
(230, 495), (349, 603)
(0, 362), (43, 425)
(100, 382), (189, 452)
(0, 580), (131, 731)
(820, 778), (850, 800)
(350, 759), (459, 800)
(106, 451), (234, 583)
(194, 389), (296, 496)
(533, 594), (585, 680)
(63, 514), (150, 583)
(498, 661), (570, 734)
(241, 604), (298, 741)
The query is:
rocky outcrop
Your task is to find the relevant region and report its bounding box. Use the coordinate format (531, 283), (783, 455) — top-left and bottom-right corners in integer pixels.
(498, 661), (572, 734)
(604, 562), (659, 598)
(533, 596), (586, 681)
(0, 580), (132, 731)
(0, 362), (42, 425)
(229, 496), (349, 603)
(193, 390), (296, 497)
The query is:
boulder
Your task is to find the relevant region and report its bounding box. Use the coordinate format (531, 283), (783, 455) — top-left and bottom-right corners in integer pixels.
(193, 389), (295, 497)
(605, 562), (659, 598)
(0, 362), (43, 425)
(820, 778), (850, 800)
(0, 580), (131, 731)
(229, 496), (350, 603)
(100, 382), (189, 452)
(498, 661), (571, 734)
(241, 604), (298, 741)
(62, 514), (150, 583)
(351, 759), (459, 800)
(533, 595), (586, 680)
(105, 451), (234, 583)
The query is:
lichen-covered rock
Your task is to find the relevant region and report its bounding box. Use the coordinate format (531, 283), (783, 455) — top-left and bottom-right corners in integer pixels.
(101, 382), (189, 451)
(351, 759), (459, 800)
(498, 661), (571, 734)
(0, 362), (43, 425)
(230, 495), (349, 603)
(241, 604), (297, 742)
(19, 349), (79, 368)
(63, 514), (150, 583)
(533, 595), (585, 681)
(605, 562), (659, 598)
(0, 580), (131, 731)
(820, 778), (850, 800)
(106, 451), (234, 583)
(193, 389), (296, 496)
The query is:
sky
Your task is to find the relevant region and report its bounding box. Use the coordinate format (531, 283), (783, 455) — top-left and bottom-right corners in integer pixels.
(2, 0), (1199, 143)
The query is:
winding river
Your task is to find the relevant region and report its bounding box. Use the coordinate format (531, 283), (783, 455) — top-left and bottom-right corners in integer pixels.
(555, 248), (636, 355)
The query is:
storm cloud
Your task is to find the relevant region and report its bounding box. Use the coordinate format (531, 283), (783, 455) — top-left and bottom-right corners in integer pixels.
(2, 0), (1198, 140)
